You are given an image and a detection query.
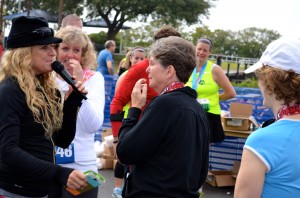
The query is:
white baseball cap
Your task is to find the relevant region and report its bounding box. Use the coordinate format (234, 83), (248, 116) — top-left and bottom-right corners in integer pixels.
(244, 39), (300, 74)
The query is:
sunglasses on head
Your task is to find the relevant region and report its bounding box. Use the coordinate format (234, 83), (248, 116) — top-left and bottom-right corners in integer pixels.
(11, 27), (54, 39)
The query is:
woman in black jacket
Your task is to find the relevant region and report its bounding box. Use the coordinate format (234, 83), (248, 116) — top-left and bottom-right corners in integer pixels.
(0, 16), (88, 197)
(117, 36), (210, 198)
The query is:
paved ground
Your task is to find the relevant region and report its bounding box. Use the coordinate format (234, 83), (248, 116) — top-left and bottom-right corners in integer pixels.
(97, 169), (234, 198)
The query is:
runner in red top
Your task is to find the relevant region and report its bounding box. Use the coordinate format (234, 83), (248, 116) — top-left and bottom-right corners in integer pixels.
(110, 58), (157, 137)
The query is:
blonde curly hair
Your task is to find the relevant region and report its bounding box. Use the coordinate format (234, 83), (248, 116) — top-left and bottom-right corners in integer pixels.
(0, 48), (63, 139)
(54, 26), (97, 70)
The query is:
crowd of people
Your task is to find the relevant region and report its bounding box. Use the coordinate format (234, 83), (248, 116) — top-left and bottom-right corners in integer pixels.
(0, 13), (299, 198)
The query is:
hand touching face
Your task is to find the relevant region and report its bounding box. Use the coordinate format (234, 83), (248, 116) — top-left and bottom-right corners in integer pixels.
(57, 42), (83, 81)
(131, 78), (148, 109)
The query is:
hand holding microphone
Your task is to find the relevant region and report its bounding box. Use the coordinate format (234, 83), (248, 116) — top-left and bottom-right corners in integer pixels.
(51, 61), (88, 100)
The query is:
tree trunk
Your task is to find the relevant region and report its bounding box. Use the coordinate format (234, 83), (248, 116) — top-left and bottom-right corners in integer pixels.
(0, 0), (4, 30)
(107, 25), (122, 41)
(107, 31), (117, 41)
(27, 0), (31, 16)
(58, 0), (63, 29)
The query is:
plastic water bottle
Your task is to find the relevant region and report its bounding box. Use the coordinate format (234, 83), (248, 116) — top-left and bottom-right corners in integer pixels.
(199, 186), (204, 198)
(197, 98), (210, 111)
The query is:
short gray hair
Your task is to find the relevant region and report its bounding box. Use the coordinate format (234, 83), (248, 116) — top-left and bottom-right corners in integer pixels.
(105, 40), (116, 49)
(150, 36), (196, 83)
(61, 14), (83, 28)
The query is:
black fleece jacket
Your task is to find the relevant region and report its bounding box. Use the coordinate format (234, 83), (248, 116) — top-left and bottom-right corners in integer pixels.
(117, 86), (210, 198)
(0, 77), (82, 197)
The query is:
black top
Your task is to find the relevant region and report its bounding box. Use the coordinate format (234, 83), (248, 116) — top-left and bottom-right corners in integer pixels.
(118, 67), (127, 76)
(117, 86), (210, 198)
(0, 77), (82, 197)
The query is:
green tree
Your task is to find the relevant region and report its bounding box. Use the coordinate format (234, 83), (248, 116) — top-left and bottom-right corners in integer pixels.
(0, 0), (4, 29)
(190, 26), (281, 58)
(211, 29), (236, 55)
(126, 19), (174, 48)
(191, 26), (214, 44)
(85, 0), (214, 40)
(89, 31), (121, 53)
(236, 27), (281, 58)
(33, 0), (84, 16)
(191, 27), (237, 56)
(126, 25), (154, 48)
(3, 0), (84, 19)
(89, 31), (108, 52)
(2, 0), (85, 28)
(124, 19), (195, 50)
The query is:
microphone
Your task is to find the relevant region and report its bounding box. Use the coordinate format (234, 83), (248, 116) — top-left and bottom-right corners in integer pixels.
(51, 61), (87, 100)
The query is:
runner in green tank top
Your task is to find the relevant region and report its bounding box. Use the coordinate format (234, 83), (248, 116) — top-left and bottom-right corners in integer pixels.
(186, 38), (236, 143)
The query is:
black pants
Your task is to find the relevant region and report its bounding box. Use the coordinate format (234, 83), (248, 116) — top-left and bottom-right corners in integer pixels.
(114, 161), (125, 178)
(206, 112), (225, 143)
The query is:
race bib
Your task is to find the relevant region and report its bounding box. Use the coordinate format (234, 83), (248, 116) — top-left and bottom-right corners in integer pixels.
(55, 143), (75, 164)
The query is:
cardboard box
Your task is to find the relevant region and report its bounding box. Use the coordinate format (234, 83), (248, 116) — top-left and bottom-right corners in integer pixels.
(100, 158), (114, 169)
(113, 159), (118, 170)
(231, 161), (241, 179)
(102, 153), (115, 160)
(206, 161), (240, 187)
(101, 128), (112, 142)
(103, 143), (115, 157)
(222, 102), (259, 131)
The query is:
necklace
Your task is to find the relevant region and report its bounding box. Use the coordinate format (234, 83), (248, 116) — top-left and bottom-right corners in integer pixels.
(277, 105), (300, 120)
(161, 82), (185, 94)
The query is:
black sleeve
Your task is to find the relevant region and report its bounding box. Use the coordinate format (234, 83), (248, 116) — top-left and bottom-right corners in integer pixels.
(117, 100), (169, 164)
(52, 91), (82, 148)
(0, 82), (75, 186)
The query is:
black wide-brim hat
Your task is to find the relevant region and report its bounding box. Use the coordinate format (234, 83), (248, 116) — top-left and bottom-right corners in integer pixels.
(6, 16), (62, 49)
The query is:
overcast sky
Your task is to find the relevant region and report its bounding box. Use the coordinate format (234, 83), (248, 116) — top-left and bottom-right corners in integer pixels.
(202, 0), (300, 39)
(82, 0), (300, 40)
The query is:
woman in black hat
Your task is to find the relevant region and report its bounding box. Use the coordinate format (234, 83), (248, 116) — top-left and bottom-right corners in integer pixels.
(0, 16), (88, 197)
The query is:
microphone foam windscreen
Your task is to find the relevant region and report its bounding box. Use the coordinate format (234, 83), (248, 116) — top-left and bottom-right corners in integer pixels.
(51, 61), (64, 72)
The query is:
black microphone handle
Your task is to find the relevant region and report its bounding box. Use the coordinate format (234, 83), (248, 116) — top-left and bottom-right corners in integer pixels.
(60, 71), (88, 100)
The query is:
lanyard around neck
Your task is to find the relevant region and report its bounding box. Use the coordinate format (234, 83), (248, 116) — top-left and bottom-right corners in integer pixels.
(192, 61), (207, 90)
